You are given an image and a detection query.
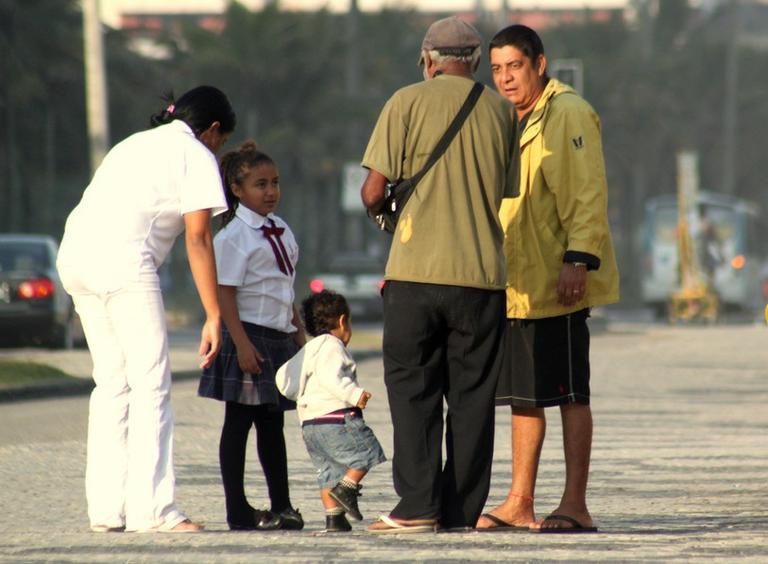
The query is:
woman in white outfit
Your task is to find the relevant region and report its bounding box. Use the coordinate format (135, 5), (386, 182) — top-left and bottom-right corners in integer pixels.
(57, 85), (235, 533)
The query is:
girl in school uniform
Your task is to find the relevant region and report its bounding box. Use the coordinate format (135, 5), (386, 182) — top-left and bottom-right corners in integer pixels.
(57, 85), (236, 533)
(198, 140), (306, 531)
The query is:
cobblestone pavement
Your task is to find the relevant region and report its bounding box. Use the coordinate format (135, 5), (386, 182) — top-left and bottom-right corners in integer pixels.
(0, 322), (767, 562)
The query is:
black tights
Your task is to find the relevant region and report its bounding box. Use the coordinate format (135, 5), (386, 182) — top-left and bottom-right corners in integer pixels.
(220, 401), (291, 524)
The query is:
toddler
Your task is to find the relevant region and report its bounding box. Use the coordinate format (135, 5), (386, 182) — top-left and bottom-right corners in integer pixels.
(276, 290), (386, 532)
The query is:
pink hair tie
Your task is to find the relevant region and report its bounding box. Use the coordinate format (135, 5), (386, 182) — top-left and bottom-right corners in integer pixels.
(166, 103), (175, 114)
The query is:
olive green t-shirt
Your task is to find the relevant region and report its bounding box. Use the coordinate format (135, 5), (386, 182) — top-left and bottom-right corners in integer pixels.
(362, 74), (519, 290)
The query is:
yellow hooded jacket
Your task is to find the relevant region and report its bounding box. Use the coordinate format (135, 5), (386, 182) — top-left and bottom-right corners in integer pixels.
(500, 78), (620, 319)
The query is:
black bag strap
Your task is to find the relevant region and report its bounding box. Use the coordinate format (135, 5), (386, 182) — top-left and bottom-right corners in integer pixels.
(407, 81), (484, 188)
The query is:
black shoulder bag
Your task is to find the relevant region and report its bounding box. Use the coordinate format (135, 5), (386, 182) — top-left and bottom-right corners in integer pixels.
(373, 81), (484, 233)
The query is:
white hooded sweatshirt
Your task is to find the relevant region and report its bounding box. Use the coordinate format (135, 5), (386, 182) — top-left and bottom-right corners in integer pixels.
(276, 334), (365, 423)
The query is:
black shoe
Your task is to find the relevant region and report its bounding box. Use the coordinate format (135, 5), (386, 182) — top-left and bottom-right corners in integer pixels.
(228, 509), (282, 531)
(329, 482), (363, 521)
(276, 507), (304, 530)
(256, 510), (283, 531)
(325, 513), (352, 533)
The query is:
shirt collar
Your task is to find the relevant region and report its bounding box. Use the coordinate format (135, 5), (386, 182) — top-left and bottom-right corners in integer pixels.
(235, 205), (273, 229)
(168, 119), (195, 137)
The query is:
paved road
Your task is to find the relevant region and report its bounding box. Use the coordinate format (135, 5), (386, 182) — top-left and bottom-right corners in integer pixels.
(1, 322), (767, 562)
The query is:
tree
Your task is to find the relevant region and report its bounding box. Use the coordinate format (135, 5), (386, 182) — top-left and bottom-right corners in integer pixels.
(0, 0), (87, 233)
(3, 2), (766, 303)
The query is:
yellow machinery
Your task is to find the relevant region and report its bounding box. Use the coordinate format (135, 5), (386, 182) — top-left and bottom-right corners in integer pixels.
(668, 151), (719, 323)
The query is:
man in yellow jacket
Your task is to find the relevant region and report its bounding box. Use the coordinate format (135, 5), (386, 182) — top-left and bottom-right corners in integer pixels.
(476, 25), (619, 533)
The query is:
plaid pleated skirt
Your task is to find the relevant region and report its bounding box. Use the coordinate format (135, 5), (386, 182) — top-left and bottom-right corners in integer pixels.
(198, 321), (299, 409)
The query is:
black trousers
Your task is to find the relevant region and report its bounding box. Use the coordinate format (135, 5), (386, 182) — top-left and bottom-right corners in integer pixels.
(219, 401), (291, 525)
(382, 281), (505, 528)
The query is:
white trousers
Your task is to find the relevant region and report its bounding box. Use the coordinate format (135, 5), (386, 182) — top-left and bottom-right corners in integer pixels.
(65, 270), (186, 531)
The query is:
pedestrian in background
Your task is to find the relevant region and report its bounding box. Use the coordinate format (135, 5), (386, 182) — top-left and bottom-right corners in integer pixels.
(57, 85), (235, 533)
(276, 290), (386, 533)
(360, 16), (520, 532)
(476, 25), (619, 533)
(198, 141), (306, 531)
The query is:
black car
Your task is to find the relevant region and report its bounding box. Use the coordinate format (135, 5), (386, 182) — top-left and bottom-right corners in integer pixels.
(0, 234), (81, 348)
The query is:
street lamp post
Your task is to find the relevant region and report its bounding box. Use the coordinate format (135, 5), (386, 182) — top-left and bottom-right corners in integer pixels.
(82, 0), (109, 174)
(721, 0), (742, 195)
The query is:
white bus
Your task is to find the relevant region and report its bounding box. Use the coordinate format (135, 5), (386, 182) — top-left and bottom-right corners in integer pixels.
(641, 192), (765, 318)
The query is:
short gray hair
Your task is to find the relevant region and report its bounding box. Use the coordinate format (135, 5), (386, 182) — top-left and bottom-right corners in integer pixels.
(424, 46), (482, 70)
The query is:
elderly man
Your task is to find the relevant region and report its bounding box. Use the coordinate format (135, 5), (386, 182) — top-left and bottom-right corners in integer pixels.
(476, 25), (619, 533)
(360, 16), (519, 532)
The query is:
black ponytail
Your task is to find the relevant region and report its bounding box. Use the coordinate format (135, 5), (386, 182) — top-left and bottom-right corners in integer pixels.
(150, 85), (236, 137)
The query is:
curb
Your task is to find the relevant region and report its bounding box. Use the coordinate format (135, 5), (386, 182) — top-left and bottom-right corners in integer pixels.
(0, 378), (94, 404)
(0, 351), (384, 404)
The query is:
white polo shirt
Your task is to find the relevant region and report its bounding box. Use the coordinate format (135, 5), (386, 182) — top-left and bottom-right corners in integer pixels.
(58, 120), (227, 292)
(214, 206), (299, 333)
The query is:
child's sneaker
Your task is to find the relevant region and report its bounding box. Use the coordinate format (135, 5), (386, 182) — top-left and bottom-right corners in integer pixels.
(325, 513), (352, 533)
(329, 482), (363, 521)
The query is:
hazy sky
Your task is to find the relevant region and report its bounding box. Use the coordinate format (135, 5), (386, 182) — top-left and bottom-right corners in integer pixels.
(99, 0), (628, 26)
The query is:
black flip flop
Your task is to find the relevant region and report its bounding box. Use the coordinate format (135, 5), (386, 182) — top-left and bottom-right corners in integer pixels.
(476, 513), (530, 532)
(531, 514), (598, 533)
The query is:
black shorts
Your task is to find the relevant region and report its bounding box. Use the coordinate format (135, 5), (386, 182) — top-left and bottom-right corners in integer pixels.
(495, 308), (591, 408)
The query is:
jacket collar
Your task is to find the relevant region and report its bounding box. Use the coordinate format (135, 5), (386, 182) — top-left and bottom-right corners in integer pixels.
(235, 205), (272, 229)
(519, 78), (575, 146)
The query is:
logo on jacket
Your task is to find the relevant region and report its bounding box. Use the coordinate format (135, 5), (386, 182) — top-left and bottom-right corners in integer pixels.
(571, 136), (584, 150)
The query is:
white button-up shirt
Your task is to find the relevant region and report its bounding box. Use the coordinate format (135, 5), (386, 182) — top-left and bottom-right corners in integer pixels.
(214, 206), (299, 333)
(58, 120), (227, 292)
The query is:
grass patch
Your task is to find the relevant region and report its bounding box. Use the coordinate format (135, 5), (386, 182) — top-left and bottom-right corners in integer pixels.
(0, 360), (75, 389)
(349, 328), (383, 351)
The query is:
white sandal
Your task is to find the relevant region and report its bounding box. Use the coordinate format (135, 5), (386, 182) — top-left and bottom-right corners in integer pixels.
(90, 524), (125, 533)
(368, 514), (436, 534)
(136, 518), (205, 534)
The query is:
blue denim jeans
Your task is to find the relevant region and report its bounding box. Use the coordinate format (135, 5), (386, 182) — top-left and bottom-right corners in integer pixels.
(302, 413), (386, 489)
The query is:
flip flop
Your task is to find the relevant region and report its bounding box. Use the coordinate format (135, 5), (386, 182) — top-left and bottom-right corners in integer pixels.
(475, 513), (530, 532)
(531, 514), (598, 534)
(368, 515), (437, 534)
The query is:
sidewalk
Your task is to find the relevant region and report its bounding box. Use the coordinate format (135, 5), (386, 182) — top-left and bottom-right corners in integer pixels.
(0, 322), (766, 562)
